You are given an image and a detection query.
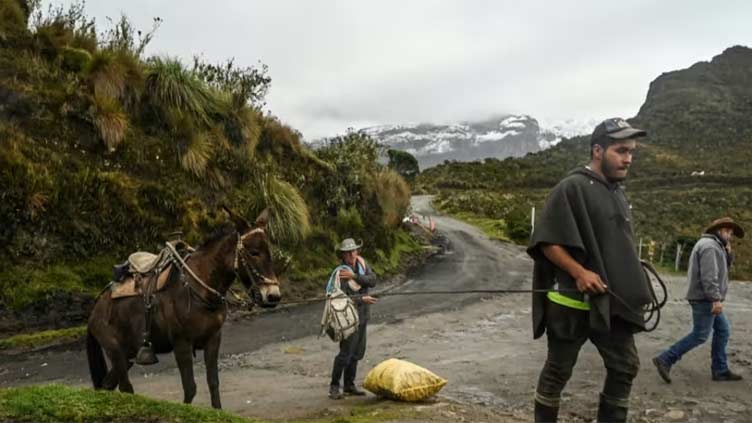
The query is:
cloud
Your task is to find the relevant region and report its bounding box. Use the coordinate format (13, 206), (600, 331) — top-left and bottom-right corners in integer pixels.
(52, 0), (752, 139)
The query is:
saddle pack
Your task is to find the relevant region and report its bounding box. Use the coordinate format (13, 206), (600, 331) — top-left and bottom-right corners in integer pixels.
(109, 241), (192, 299)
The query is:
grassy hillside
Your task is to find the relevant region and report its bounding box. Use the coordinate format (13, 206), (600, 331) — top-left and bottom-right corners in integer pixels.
(418, 46), (752, 279)
(0, 1), (417, 329)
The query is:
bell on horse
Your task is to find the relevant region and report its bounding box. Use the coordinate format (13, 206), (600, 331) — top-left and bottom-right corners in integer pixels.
(136, 340), (158, 365)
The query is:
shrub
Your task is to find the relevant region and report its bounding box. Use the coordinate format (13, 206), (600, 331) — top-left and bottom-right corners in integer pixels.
(60, 45), (91, 71)
(0, 0), (27, 42)
(505, 205), (532, 243)
(31, 1), (96, 58)
(192, 56), (271, 108)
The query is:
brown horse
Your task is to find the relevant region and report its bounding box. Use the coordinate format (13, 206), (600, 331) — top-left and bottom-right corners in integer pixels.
(86, 208), (280, 409)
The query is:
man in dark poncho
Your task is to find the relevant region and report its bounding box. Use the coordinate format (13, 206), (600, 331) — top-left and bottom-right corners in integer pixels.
(528, 118), (653, 423)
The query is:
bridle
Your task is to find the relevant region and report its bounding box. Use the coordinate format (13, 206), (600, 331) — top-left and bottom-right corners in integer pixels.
(168, 227), (277, 309)
(233, 227), (278, 307)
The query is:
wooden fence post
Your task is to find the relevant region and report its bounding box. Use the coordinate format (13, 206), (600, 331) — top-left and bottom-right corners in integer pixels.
(638, 238), (643, 259)
(675, 243), (684, 272)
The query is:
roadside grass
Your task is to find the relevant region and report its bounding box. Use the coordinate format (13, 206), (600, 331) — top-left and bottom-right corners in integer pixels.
(0, 255), (115, 311)
(442, 211), (511, 242)
(0, 384), (264, 423)
(0, 326), (86, 351)
(0, 385), (440, 423)
(284, 228), (426, 304)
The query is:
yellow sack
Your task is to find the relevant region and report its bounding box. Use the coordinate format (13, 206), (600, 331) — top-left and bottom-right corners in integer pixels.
(363, 358), (448, 402)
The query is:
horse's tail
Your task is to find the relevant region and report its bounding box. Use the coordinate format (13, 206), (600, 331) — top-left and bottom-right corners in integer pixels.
(86, 329), (107, 389)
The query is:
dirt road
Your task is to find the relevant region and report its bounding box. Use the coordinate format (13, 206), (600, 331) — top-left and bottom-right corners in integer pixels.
(2, 195), (752, 422)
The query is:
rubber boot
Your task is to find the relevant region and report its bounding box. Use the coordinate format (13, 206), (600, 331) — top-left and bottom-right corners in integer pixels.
(534, 400), (559, 423)
(597, 399), (628, 423)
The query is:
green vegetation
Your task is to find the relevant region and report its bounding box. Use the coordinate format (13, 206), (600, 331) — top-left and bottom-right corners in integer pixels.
(0, 384), (440, 423)
(0, 3), (416, 323)
(0, 384), (260, 423)
(387, 149), (420, 182)
(0, 326), (86, 350)
(419, 46), (752, 279)
(443, 211), (509, 242)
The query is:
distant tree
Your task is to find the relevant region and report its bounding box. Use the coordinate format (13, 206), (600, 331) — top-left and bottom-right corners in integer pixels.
(387, 149), (419, 182)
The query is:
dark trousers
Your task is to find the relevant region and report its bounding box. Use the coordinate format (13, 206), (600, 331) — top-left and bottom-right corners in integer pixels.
(536, 301), (640, 409)
(331, 320), (367, 388)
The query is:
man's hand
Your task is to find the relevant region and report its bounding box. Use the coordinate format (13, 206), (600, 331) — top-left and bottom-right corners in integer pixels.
(711, 301), (723, 315)
(339, 269), (355, 280)
(361, 295), (378, 305)
(574, 269), (608, 294)
(726, 243), (732, 254)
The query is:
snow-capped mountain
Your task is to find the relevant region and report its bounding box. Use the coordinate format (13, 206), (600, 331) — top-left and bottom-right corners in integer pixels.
(361, 114), (590, 169)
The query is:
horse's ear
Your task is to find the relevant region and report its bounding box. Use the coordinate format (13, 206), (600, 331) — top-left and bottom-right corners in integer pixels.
(254, 208), (270, 229)
(221, 205), (251, 232)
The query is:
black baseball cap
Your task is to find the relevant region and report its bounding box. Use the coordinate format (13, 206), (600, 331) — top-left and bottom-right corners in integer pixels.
(590, 118), (646, 145)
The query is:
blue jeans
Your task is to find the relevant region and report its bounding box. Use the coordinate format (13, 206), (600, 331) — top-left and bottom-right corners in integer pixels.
(658, 301), (731, 373)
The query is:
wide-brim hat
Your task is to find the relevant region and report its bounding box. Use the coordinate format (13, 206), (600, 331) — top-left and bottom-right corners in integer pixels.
(337, 238), (363, 252)
(704, 217), (745, 239)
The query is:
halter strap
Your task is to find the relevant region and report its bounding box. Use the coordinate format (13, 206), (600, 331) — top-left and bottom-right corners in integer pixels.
(165, 242), (223, 300)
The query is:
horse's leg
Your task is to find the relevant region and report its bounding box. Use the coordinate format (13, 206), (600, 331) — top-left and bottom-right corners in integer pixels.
(103, 350), (132, 393)
(204, 331), (222, 409)
(102, 368), (119, 390)
(117, 362), (134, 393)
(113, 352), (134, 393)
(102, 358), (133, 389)
(174, 340), (197, 404)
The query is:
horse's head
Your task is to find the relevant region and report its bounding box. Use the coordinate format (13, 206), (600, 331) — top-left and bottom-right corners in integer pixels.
(224, 206), (281, 308)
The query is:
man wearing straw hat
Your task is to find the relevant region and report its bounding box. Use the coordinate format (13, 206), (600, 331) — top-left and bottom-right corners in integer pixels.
(653, 217), (745, 383)
(328, 238), (378, 400)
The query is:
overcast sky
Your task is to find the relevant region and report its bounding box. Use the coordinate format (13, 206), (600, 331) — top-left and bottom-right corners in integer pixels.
(52, 1), (752, 139)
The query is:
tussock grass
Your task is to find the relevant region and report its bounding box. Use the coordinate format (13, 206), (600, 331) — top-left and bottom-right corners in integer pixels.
(244, 174), (312, 245)
(180, 130), (214, 177)
(371, 169), (411, 228)
(145, 57), (225, 128)
(87, 49), (127, 100)
(91, 93), (128, 151)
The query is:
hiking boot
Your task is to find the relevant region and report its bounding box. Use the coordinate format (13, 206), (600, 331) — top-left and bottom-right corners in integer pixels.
(328, 386), (343, 400)
(652, 357), (672, 384)
(712, 369), (743, 381)
(343, 386), (366, 396)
